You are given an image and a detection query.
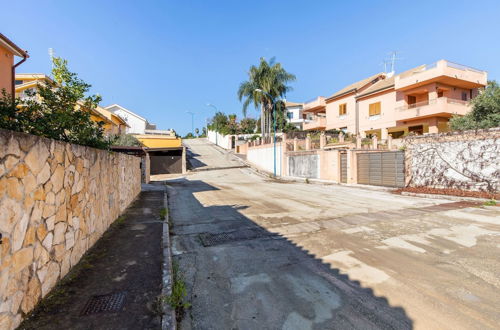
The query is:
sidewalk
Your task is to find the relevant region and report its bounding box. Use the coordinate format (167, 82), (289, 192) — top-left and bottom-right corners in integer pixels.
(19, 186), (167, 330)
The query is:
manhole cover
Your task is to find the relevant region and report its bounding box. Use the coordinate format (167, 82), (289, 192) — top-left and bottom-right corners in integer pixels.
(199, 228), (273, 247)
(81, 292), (126, 316)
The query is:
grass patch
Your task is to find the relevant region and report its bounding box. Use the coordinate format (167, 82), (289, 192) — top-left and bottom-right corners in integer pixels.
(159, 208), (168, 220)
(483, 199), (497, 206)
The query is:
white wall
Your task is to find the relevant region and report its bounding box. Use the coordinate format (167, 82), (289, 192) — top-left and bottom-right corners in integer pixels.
(106, 105), (146, 134)
(207, 130), (232, 149)
(247, 144), (283, 175)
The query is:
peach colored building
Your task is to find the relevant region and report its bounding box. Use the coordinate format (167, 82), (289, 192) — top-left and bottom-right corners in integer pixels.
(302, 96), (327, 130)
(0, 33), (28, 97)
(304, 60), (487, 139)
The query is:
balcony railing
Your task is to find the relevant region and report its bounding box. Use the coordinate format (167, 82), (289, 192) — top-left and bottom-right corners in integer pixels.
(446, 61), (485, 74)
(396, 97), (468, 111)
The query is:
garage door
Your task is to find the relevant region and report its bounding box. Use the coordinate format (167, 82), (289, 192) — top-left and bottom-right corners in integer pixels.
(357, 151), (404, 187)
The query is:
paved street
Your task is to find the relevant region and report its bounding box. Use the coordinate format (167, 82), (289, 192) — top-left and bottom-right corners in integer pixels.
(167, 138), (500, 330)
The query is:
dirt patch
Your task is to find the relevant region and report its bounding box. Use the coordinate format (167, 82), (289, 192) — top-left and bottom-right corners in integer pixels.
(394, 187), (499, 201)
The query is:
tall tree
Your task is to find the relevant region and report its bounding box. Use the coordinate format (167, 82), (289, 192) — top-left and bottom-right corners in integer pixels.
(237, 57), (295, 138)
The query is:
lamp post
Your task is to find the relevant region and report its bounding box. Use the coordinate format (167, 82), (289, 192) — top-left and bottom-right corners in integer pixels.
(206, 103), (218, 145)
(255, 89), (281, 177)
(186, 111), (195, 136)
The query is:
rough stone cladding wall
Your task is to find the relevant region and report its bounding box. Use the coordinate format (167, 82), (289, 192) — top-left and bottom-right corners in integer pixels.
(0, 129), (141, 329)
(405, 128), (500, 192)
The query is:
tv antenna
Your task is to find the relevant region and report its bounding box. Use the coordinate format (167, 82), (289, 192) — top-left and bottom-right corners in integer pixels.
(387, 51), (403, 73)
(48, 48), (55, 68)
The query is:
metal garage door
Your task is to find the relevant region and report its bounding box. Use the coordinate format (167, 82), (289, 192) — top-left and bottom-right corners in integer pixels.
(340, 153), (347, 183)
(357, 151), (404, 187)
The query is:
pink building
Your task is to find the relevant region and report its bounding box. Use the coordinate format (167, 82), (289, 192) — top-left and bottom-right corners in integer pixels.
(0, 33), (28, 97)
(303, 60), (487, 139)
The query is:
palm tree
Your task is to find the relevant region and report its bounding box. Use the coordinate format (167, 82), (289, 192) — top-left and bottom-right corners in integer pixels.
(237, 57), (296, 138)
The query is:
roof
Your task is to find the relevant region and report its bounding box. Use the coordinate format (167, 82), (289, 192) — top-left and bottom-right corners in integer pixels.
(15, 74), (55, 90)
(285, 101), (303, 107)
(326, 72), (385, 101)
(105, 104), (147, 122)
(0, 33), (28, 58)
(356, 76), (395, 99)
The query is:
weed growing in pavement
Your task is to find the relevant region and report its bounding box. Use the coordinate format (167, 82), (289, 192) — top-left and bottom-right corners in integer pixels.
(483, 199), (497, 206)
(305, 178), (310, 184)
(159, 208), (168, 220)
(115, 216), (126, 226)
(165, 261), (191, 321)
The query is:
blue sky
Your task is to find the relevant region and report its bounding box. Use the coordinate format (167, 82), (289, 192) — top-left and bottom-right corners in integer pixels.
(2, 0), (499, 135)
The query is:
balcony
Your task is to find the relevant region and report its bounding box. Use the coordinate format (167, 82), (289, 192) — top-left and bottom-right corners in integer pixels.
(395, 60), (487, 91)
(303, 96), (326, 113)
(395, 97), (470, 121)
(303, 116), (327, 130)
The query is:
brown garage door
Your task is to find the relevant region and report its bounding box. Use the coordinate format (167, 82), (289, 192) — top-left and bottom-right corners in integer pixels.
(357, 151), (404, 187)
(150, 150), (183, 175)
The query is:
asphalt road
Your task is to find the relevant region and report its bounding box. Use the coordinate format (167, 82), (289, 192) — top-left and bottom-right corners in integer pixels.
(167, 138), (500, 330)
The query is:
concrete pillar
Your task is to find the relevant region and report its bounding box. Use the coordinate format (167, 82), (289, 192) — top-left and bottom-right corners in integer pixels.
(339, 131), (344, 143)
(356, 134), (362, 149)
(381, 128), (389, 141)
(360, 131), (367, 138)
(429, 125), (439, 134)
(305, 134), (311, 151)
(293, 137), (298, 151)
(256, 137), (260, 145)
(387, 134), (393, 150)
(182, 147), (187, 174)
(320, 132), (326, 149)
(372, 135), (378, 149)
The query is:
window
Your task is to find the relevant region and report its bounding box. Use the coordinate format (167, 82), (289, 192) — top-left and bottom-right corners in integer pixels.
(287, 112), (293, 120)
(14, 80), (23, 85)
(339, 103), (347, 115)
(369, 102), (381, 116)
(461, 92), (467, 101)
(437, 91), (444, 98)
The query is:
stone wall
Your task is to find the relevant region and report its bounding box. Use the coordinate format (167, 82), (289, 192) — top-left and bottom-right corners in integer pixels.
(0, 129), (141, 329)
(404, 128), (500, 192)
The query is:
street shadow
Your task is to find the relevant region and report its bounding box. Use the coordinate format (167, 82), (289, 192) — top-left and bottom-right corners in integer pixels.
(185, 148), (208, 170)
(165, 177), (413, 329)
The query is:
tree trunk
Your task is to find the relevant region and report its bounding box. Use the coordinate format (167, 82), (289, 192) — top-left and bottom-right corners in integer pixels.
(260, 104), (265, 138)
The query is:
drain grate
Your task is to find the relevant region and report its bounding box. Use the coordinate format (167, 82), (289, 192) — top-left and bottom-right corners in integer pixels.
(81, 292), (126, 316)
(199, 228), (273, 247)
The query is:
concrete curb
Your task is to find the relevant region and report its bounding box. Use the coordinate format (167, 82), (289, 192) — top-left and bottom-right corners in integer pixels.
(399, 191), (491, 203)
(161, 189), (176, 330)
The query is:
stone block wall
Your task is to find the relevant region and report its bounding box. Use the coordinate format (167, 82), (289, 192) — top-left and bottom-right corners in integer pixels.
(0, 129), (141, 329)
(404, 128), (500, 192)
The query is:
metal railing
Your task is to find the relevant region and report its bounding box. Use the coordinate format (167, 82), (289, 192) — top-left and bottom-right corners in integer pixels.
(446, 61), (485, 73)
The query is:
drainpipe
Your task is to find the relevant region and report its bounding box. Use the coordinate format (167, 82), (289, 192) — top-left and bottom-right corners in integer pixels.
(355, 91), (359, 136)
(11, 52), (28, 100)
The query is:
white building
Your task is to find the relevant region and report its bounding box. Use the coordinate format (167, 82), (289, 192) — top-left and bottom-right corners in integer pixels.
(105, 104), (147, 134)
(285, 101), (308, 130)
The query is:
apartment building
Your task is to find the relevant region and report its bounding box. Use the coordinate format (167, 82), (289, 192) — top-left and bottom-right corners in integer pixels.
(284, 101), (307, 130)
(303, 60), (487, 139)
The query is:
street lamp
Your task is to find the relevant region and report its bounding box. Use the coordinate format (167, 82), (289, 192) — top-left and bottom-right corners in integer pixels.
(254, 89), (282, 177)
(186, 111), (195, 136)
(206, 103), (218, 145)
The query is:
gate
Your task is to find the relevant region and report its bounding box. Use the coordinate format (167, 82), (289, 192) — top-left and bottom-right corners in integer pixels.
(340, 152), (347, 183)
(357, 151), (404, 187)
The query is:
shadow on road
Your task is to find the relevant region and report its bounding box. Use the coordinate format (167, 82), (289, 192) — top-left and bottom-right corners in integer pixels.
(166, 177), (413, 329)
